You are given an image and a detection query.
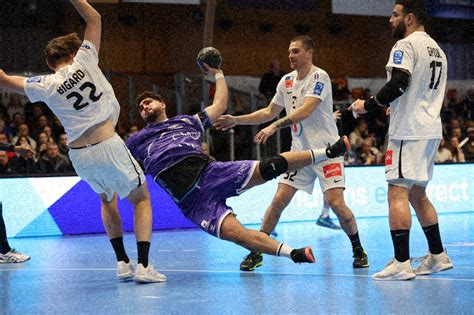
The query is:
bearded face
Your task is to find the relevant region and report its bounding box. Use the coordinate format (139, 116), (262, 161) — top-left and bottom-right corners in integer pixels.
(392, 19), (407, 40)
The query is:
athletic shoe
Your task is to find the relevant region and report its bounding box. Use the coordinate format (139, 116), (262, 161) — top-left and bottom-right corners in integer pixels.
(352, 247), (369, 268)
(134, 263), (167, 283)
(239, 252), (263, 271)
(372, 258), (416, 281)
(316, 215), (341, 230)
(326, 135), (351, 158)
(117, 260), (135, 281)
(413, 251), (453, 275)
(0, 249), (30, 263)
(291, 246), (316, 264)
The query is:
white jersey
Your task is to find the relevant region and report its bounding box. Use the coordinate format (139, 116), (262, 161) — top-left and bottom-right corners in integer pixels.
(272, 65), (338, 151)
(24, 40), (120, 144)
(386, 31), (447, 140)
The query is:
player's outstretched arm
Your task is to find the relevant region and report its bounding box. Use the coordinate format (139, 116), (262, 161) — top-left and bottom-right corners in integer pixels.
(70, 0), (101, 52)
(202, 64), (229, 124)
(0, 70), (27, 95)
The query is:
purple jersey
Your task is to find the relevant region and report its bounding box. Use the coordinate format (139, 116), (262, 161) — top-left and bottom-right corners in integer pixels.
(126, 113), (210, 178)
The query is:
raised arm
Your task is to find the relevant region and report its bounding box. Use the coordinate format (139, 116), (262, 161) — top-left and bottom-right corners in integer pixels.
(70, 0), (101, 52)
(0, 70), (26, 95)
(203, 65), (229, 124)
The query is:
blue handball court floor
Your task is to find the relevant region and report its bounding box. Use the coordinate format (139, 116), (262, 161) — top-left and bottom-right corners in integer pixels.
(1, 213), (473, 314)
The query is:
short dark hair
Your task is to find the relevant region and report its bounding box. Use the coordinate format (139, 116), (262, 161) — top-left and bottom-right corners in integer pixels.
(135, 91), (164, 108)
(290, 35), (315, 51)
(44, 33), (82, 69)
(396, 0), (428, 25)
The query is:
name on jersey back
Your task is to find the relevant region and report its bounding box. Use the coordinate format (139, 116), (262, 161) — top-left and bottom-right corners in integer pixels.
(56, 69), (86, 95)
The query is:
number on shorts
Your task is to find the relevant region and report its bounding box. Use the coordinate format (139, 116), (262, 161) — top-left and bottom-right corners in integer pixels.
(66, 81), (103, 110)
(283, 171), (297, 181)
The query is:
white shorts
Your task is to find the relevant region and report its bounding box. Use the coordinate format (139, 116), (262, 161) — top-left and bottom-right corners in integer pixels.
(69, 133), (145, 201)
(385, 138), (440, 189)
(279, 156), (345, 194)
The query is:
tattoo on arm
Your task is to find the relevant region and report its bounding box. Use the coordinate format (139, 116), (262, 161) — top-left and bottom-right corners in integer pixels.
(273, 116), (294, 129)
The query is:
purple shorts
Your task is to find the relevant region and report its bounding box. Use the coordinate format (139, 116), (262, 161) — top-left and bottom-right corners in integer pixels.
(178, 160), (256, 238)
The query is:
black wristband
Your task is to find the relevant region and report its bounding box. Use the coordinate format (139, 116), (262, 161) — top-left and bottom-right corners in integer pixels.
(363, 97), (379, 113)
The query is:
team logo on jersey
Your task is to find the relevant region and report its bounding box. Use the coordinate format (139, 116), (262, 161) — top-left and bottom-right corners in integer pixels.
(323, 163), (342, 178)
(81, 43), (91, 50)
(393, 50), (404, 64)
(385, 150), (393, 166)
(313, 82), (324, 96)
(285, 76), (294, 88)
(291, 122), (303, 137)
(27, 76), (42, 83)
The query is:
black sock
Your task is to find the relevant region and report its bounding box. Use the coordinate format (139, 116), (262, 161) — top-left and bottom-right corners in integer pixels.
(422, 223), (443, 255)
(0, 202), (12, 254)
(137, 241), (150, 268)
(348, 232), (362, 252)
(390, 230), (410, 262)
(110, 237), (129, 263)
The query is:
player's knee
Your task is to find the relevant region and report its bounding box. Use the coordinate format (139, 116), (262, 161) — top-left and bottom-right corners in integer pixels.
(259, 155), (289, 181)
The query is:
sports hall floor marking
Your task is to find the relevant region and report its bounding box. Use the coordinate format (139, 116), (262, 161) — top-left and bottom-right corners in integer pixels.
(1, 268), (473, 282)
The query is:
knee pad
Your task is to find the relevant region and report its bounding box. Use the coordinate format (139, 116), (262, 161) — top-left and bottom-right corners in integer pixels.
(259, 155), (289, 181)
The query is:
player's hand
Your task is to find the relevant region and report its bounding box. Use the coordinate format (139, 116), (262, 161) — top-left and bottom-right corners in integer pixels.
(214, 114), (236, 131)
(332, 110), (341, 121)
(254, 125), (277, 144)
(349, 99), (367, 119)
(202, 63), (223, 76)
(14, 145), (34, 157)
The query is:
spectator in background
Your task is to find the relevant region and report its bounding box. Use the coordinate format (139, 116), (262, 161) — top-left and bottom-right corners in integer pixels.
(435, 137), (452, 164)
(25, 103), (45, 133)
(463, 126), (474, 162)
(259, 58), (284, 102)
(332, 76), (350, 104)
(36, 142), (73, 174)
(447, 135), (465, 163)
(355, 138), (382, 165)
(10, 146), (36, 174)
(349, 119), (369, 150)
(9, 112), (24, 138)
(58, 133), (71, 159)
(32, 115), (51, 141)
(0, 132), (15, 161)
(11, 123), (36, 150)
(36, 131), (52, 158)
(5, 94), (24, 118)
(0, 150), (12, 175)
(458, 88), (474, 121)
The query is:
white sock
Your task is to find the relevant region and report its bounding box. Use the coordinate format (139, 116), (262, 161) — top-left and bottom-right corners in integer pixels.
(320, 198), (330, 217)
(276, 243), (293, 258)
(310, 148), (327, 164)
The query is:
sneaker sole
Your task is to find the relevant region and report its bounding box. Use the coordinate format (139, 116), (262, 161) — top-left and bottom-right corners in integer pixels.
(353, 263), (369, 268)
(134, 276), (167, 283)
(373, 271), (416, 281)
(240, 261), (263, 271)
(118, 273), (135, 282)
(415, 263), (453, 275)
(316, 221), (341, 230)
(305, 247), (316, 263)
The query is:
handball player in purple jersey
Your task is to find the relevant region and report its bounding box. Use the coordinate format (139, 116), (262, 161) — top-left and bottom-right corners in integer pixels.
(126, 65), (350, 265)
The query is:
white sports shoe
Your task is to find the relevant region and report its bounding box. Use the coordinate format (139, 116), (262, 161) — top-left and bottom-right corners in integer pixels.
(134, 263), (167, 283)
(0, 249), (30, 263)
(117, 260), (136, 281)
(372, 258), (416, 281)
(413, 251), (453, 275)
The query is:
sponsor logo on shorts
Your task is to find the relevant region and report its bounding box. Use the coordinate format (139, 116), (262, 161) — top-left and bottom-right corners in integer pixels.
(393, 50), (404, 64)
(200, 220), (209, 229)
(385, 150), (393, 166)
(323, 163), (342, 178)
(285, 76), (294, 88)
(27, 76), (42, 83)
(313, 82), (324, 96)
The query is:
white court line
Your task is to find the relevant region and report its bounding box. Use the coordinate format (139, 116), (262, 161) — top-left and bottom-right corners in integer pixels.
(1, 267), (473, 282)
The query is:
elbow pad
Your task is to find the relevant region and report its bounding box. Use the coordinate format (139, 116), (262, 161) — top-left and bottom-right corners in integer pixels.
(376, 69), (410, 105)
